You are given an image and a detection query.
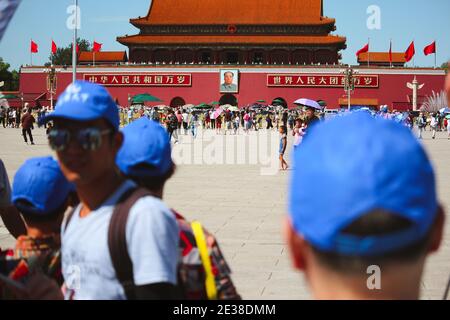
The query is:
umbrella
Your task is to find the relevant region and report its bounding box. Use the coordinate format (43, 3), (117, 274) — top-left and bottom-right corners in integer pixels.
(0, 94), (19, 99)
(212, 106), (224, 119)
(294, 98), (322, 110)
(131, 93), (162, 104)
(195, 103), (212, 109)
(446, 115), (450, 119)
(256, 100), (266, 103)
(210, 101), (220, 105)
(220, 104), (233, 109)
(317, 100), (327, 107)
(227, 106), (239, 112)
(182, 104), (195, 109)
(439, 107), (450, 114)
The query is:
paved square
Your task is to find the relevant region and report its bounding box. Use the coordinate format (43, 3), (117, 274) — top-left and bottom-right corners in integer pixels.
(0, 126), (449, 299)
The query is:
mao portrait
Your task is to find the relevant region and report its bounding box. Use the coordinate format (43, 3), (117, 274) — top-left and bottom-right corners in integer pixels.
(220, 70), (239, 93)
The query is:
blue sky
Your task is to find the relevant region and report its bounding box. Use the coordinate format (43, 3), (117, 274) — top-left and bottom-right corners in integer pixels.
(0, 0), (449, 70)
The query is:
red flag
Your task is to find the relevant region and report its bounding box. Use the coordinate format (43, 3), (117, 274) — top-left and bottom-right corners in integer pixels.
(389, 41), (392, 65)
(356, 43), (369, 57)
(404, 41), (415, 62)
(93, 41), (102, 52)
(423, 41), (436, 56)
(30, 40), (38, 53)
(51, 40), (57, 54)
(76, 44), (79, 53)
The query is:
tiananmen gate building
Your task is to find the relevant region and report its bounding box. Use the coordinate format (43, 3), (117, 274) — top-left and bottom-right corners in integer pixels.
(17, 0), (446, 110)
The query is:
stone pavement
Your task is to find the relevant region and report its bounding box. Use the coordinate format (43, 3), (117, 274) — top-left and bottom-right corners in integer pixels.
(0, 125), (449, 299)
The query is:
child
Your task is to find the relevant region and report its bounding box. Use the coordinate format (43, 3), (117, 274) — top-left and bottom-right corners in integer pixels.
(279, 126), (289, 171)
(293, 119), (305, 148)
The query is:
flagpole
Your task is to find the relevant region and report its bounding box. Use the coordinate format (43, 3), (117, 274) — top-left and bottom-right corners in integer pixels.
(367, 38), (370, 67)
(390, 39), (392, 68)
(30, 39), (32, 66)
(72, 0), (78, 83)
(434, 41), (437, 69)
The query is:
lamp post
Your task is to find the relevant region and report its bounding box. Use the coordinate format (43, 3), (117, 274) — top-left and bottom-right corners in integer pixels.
(342, 66), (357, 111)
(44, 65), (60, 110)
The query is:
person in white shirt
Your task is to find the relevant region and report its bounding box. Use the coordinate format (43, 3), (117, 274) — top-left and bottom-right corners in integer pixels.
(182, 110), (189, 135)
(430, 113), (438, 139)
(41, 81), (179, 300)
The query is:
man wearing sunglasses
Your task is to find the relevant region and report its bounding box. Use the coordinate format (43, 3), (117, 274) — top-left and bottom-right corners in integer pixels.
(40, 81), (179, 300)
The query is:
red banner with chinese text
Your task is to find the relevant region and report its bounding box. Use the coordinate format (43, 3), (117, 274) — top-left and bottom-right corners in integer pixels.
(267, 74), (379, 88)
(83, 74), (192, 86)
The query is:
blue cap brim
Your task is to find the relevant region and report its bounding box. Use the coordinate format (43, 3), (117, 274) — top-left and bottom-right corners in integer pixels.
(40, 102), (105, 126)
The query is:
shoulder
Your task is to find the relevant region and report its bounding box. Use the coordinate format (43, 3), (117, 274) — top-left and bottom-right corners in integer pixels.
(128, 195), (177, 228)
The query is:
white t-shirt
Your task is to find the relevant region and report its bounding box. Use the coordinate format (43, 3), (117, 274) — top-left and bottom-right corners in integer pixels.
(430, 117), (438, 127)
(182, 113), (188, 123)
(61, 180), (179, 300)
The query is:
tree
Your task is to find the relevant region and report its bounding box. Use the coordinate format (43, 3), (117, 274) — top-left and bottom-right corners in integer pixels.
(0, 57), (19, 91)
(48, 38), (91, 66)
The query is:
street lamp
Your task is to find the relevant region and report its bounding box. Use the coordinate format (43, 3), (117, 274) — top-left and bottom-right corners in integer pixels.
(341, 66), (358, 111)
(44, 65), (60, 110)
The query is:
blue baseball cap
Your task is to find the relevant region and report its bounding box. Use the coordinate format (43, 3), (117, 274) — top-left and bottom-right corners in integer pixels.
(116, 117), (173, 178)
(12, 157), (74, 216)
(40, 81), (119, 130)
(289, 112), (438, 257)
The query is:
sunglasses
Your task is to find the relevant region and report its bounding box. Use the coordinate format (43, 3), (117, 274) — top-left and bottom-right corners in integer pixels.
(48, 128), (112, 151)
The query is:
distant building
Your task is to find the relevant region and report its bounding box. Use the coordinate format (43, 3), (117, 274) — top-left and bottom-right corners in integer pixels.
(78, 51), (128, 66)
(117, 0), (347, 65)
(358, 52), (406, 67)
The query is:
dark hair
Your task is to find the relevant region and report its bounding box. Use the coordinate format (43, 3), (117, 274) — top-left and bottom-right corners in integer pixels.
(127, 162), (176, 192)
(310, 210), (434, 274)
(280, 125), (287, 133)
(15, 198), (69, 223)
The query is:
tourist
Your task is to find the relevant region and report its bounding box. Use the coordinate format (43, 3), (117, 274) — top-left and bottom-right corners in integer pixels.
(216, 114), (222, 134)
(288, 112), (295, 131)
(205, 111), (211, 129)
(182, 109), (189, 135)
(0, 157), (75, 299)
(279, 125), (288, 171)
(233, 112), (240, 135)
(176, 109), (182, 134)
(304, 106), (320, 129)
(224, 110), (232, 135)
(210, 110), (216, 129)
(166, 110), (179, 144)
(446, 118), (450, 140)
(21, 108), (35, 145)
(266, 113), (273, 130)
(116, 117), (240, 300)
(189, 112), (198, 139)
(0, 158), (27, 238)
(0, 107), (6, 128)
(286, 112), (445, 300)
(127, 107), (132, 124)
(430, 113), (438, 139)
(417, 112), (426, 139)
(41, 81), (179, 300)
(9, 108), (16, 128)
(282, 110), (288, 128)
(293, 118), (305, 148)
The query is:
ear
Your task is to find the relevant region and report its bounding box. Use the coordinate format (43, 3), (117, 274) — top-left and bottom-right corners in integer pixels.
(284, 217), (307, 271)
(112, 131), (124, 152)
(428, 205), (446, 253)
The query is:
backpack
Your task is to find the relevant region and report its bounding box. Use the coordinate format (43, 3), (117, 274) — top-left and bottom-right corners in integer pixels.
(65, 187), (240, 300)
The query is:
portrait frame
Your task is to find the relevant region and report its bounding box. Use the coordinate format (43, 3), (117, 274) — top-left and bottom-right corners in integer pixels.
(219, 69), (239, 93)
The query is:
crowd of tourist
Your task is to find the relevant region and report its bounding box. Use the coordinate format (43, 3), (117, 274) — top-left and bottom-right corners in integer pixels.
(0, 76), (448, 300)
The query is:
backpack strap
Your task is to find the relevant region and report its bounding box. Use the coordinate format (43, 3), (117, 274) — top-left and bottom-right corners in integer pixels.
(191, 221), (217, 300)
(63, 207), (77, 233)
(108, 187), (152, 300)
